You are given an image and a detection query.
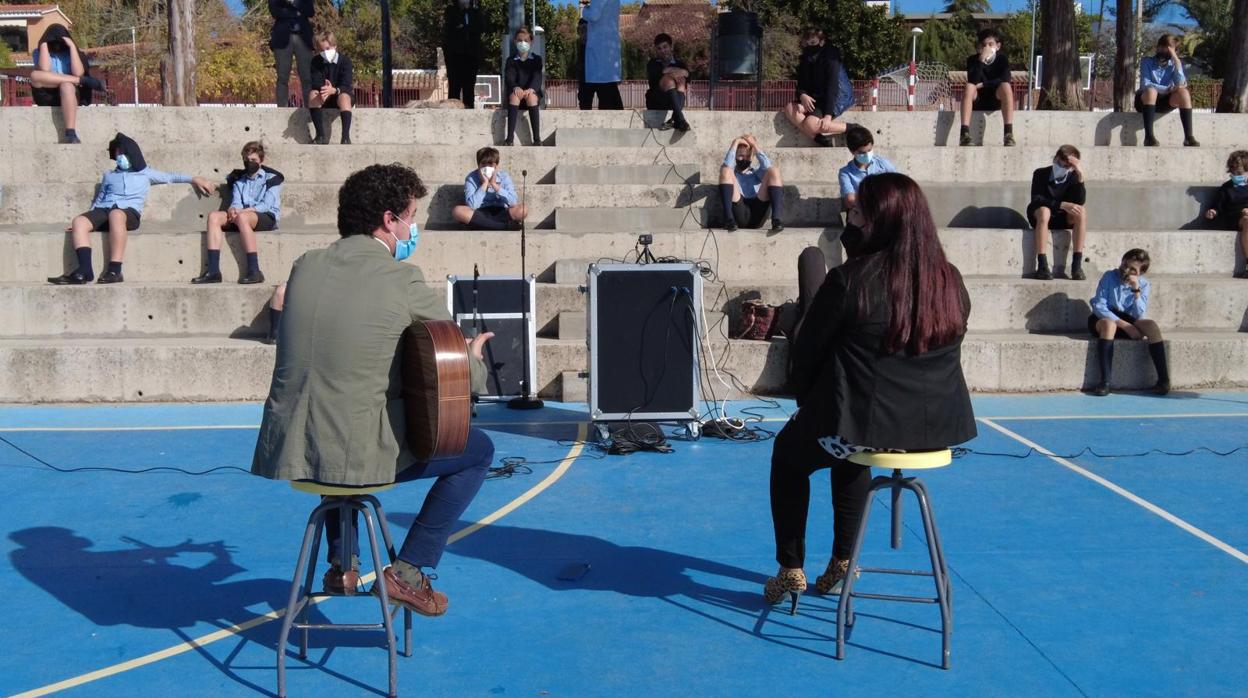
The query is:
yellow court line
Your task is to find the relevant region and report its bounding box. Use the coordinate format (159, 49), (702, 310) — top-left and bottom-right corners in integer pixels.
(979, 418), (1248, 565)
(10, 423), (588, 698)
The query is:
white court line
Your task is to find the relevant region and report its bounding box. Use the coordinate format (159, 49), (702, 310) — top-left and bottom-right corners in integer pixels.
(979, 418), (1248, 565)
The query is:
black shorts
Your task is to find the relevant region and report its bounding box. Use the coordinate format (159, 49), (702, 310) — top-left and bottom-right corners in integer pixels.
(972, 93), (1002, 111)
(223, 211), (277, 232)
(32, 85), (92, 107)
(466, 205), (512, 230)
(1087, 310), (1140, 338)
(1027, 203), (1072, 230)
(732, 196), (772, 229)
(82, 207), (140, 232)
(1212, 212), (1245, 231)
(1134, 91), (1176, 113)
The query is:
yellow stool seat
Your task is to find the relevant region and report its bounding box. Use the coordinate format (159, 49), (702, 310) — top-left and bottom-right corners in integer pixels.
(290, 480), (395, 496)
(848, 449), (952, 470)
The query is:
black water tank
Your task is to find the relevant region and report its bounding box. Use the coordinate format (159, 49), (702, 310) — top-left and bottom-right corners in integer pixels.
(717, 11), (761, 77)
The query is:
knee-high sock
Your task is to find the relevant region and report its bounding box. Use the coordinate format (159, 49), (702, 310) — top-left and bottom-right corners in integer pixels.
(718, 183), (735, 225)
(74, 246), (93, 279)
(1141, 104), (1156, 142)
(206, 249), (221, 275)
(667, 88), (686, 123)
(268, 307), (282, 342)
(506, 104), (519, 142)
(1148, 341), (1170, 384)
(340, 111), (352, 141)
(527, 106), (541, 143)
(1179, 107), (1194, 140)
(309, 107), (325, 140)
(767, 186), (785, 224)
(1096, 339), (1115, 386)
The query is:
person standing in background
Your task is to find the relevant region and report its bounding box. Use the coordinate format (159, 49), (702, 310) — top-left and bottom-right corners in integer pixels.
(443, 0), (487, 109)
(578, 0), (622, 110)
(269, 0), (315, 107)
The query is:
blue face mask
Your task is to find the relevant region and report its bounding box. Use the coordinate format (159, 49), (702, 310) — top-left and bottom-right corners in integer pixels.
(1232, 174), (1247, 186)
(115, 154), (131, 171)
(854, 151), (873, 165)
(389, 216), (419, 261)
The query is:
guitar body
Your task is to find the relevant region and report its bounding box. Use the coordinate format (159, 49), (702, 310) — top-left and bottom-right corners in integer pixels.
(402, 320), (472, 461)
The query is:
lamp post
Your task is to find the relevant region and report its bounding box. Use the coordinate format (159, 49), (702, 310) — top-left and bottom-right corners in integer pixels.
(130, 26), (138, 104)
(911, 26), (922, 64)
(908, 27), (922, 111)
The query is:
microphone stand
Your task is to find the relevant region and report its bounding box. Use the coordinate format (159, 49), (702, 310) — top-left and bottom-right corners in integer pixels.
(508, 168), (543, 410)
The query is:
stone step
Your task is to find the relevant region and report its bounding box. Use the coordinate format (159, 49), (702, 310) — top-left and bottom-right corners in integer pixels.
(7, 143), (1233, 186)
(1, 330), (1244, 402)
(554, 310), (730, 341)
(4, 226), (1241, 285)
(4, 107), (1245, 148)
(554, 127), (697, 148)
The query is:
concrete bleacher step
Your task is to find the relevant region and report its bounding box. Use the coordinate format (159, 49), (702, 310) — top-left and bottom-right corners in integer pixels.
(6, 108), (1246, 149)
(554, 127), (697, 148)
(553, 164), (701, 185)
(2, 331), (1243, 403)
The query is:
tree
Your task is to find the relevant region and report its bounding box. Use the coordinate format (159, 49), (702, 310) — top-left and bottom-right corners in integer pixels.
(162, 0), (196, 105)
(0, 40), (13, 69)
(916, 13), (976, 67)
(1038, 0), (1084, 108)
(1113, 0), (1135, 110)
(826, 2), (907, 78)
(943, 0), (990, 12)
(1218, 0), (1248, 111)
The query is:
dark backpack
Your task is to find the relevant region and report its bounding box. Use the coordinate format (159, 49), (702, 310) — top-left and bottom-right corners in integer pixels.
(832, 64), (854, 117)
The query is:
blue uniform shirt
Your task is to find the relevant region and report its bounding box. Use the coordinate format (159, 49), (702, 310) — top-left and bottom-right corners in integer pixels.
(724, 145), (772, 200)
(837, 155), (898, 198)
(1139, 55), (1186, 92)
(32, 46), (71, 75)
(90, 167), (193, 215)
(230, 169), (282, 222)
(465, 170), (518, 210)
(581, 0), (621, 83)
(1090, 269), (1150, 321)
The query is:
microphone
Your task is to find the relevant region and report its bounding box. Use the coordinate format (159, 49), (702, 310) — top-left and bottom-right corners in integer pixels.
(521, 169), (528, 178)
(471, 263), (481, 337)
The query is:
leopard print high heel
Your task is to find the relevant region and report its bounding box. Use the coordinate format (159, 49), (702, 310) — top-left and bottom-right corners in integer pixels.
(763, 567), (808, 615)
(814, 557), (856, 595)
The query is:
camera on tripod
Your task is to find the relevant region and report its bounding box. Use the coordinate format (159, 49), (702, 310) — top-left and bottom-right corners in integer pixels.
(636, 234), (657, 264)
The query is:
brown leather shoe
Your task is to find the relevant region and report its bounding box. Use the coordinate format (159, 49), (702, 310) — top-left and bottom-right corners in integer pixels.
(375, 566), (448, 616)
(323, 566), (361, 595)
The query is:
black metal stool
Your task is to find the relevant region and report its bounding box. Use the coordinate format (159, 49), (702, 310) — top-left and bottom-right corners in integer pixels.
(277, 481), (412, 697)
(836, 449), (953, 669)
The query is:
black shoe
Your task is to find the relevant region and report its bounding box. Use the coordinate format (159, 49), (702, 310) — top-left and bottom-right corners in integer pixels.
(813, 134), (834, 147)
(770, 221), (785, 233)
(1003, 132), (1017, 147)
(1031, 267), (1053, 280)
(1091, 383), (1110, 397)
(502, 138), (514, 146)
(191, 271), (222, 284)
(1144, 136), (1160, 147)
(340, 136), (352, 145)
(1183, 137), (1200, 147)
(239, 271), (265, 285)
(314, 133), (329, 145)
(48, 270), (91, 285)
(97, 270), (124, 284)
(61, 132), (81, 144)
(1153, 380), (1171, 395)
(673, 120), (691, 133)
(1070, 267), (1086, 281)
(724, 221), (738, 232)
(1235, 268), (1248, 279)
(79, 75), (105, 92)
(959, 132), (974, 146)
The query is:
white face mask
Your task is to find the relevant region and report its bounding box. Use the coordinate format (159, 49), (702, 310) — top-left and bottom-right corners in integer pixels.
(983, 47), (997, 63)
(321, 48), (337, 63)
(516, 41), (531, 54)
(481, 166), (495, 180)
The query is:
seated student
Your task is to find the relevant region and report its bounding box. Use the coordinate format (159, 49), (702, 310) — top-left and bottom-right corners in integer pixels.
(1088, 248), (1169, 396)
(503, 27), (544, 146)
(719, 134), (785, 232)
(47, 133), (212, 285)
(28, 24), (105, 144)
(783, 28), (853, 147)
(1136, 34), (1198, 147)
(307, 32), (354, 145)
(451, 147), (527, 230)
(192, 141), (284, 285)
(1027, 145), (1087, 280)
(960, 28), (1016, 147)
(646, 33), (690, 132)
(1203, 150), (1248, 279)
(837, 125), (897, 254)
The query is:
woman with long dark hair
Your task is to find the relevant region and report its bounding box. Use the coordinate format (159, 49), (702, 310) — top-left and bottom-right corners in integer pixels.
(765, 173), (977, 607)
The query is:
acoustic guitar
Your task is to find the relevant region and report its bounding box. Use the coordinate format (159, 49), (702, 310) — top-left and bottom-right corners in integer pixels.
(401, 320), (472, 461)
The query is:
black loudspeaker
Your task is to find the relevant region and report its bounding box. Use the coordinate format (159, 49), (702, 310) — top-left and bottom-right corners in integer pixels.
(446, 274), (537, 400)
(717, 11), (761, 77)
(587, 263), (702, 428)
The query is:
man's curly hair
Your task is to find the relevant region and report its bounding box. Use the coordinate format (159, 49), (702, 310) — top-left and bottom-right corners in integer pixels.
(337, 163), (428, 238)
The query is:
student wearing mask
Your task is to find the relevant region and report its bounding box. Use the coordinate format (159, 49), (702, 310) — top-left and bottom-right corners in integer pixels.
(307, 32), (354, 145)
(504, 27), (544, 146)
(719, 134), (785, 233)
(646, 33), (690, 132)
(783, 28), (853, 146)
(1136, 34), (1199, 147)
(1027, 145), (1087, 280)
(48, 133), (213, 285)
(269, 0), (315, 107)
(451, 147), (528, 230)
(28, 25), (105, 144)
(1087, 249), (1169, 396)
(960, 29), (1016, 147)
(442, 0), (487, 108)
(837, 125), (897, 245)
(193, 141), (284, 285)
(1204, 150), (1248, 278)
(578, 0), (623, 110)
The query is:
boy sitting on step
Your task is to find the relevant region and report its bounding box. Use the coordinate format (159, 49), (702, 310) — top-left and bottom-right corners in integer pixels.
(719, 134), (785, 232)
(307, 32), (355, 145)
(646, 33), (690, 133)
(47, 132), (213, 285)
(192, 141), (284, 285)
(1135, 34), (1199, 148)
(1027, 144), (1087, 281)
(451, 147), (528, 230)
(1087, 248), (1169, 396)
(1202, 150), (1248, 279)
(503, 26), (544, 146)
(838, 125), (896, 255)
